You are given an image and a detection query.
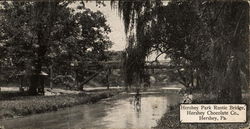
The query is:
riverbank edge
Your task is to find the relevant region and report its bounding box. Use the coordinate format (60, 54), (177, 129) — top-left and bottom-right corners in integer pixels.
(0, 90), (122, 120)
(154, 93), (250, 129)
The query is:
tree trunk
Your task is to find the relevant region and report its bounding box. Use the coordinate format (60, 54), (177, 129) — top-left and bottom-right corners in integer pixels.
(106, 68), (111, 90)
(28, 2), (55, 95)
(29, 24), (46, 95)
(50, 65), (53, 89)
(29, 75), (38, 95)
(29, 56), (43, 95)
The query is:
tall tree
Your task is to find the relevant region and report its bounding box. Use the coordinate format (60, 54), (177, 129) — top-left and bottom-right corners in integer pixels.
(0, 1), (112, 94)
(52, 8), (112, 90)
(1, 1), (79, 95)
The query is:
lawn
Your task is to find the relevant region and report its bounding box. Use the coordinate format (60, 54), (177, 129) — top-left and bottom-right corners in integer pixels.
(0, 90), (121, 120)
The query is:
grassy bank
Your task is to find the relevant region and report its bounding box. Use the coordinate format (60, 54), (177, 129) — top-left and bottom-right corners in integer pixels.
(155, 94), (250, 129)
(0, 90), (121, 120)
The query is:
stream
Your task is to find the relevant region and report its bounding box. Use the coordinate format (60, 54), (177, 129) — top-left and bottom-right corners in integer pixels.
(0, 91), (180, 129)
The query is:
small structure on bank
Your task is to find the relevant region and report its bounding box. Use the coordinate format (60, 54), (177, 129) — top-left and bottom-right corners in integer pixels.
(18, 70), (48, 95)
(17, 70), (29, 92)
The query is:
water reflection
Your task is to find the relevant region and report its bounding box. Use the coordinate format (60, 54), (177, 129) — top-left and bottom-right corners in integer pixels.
(133, 91), (141, 113)
(98, 95), (174, 129)
(1, 94), (179, 129)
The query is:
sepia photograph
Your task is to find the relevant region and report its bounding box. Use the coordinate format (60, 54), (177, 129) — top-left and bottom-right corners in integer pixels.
(0, 0), (249, 129)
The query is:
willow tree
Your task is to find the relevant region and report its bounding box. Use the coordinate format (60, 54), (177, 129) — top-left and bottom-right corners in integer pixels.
(111, 0), (162, 88)
(112, 0), (249, 103)
(199, 1), (249, 103)
(111, 0), (200, 87)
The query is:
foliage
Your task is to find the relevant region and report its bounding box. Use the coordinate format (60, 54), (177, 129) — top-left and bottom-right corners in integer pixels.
(51, 8), (112, 88)
(111, 0), (162, 87)
(0, 1), (112, 93)
(197, 1), (249, 103)
(113, 0), (249, 103)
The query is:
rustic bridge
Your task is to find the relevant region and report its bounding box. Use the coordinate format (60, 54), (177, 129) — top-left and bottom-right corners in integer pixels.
(98, 61), (181, 70)
(81, 61), (182, 88)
